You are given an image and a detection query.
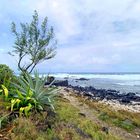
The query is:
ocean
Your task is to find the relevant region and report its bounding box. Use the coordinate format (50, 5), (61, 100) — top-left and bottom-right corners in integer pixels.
(45, 73), (140, 95)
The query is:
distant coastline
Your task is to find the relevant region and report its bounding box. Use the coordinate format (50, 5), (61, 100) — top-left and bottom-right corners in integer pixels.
(46, 73), (140, 95)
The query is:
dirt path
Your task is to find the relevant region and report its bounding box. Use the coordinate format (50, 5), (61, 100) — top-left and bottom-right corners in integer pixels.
(60, 88), (140, 140)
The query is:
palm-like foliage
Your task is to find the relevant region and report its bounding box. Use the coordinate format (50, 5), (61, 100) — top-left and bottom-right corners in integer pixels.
(0, 72), (58, 128)
(12, 72), (58, 115)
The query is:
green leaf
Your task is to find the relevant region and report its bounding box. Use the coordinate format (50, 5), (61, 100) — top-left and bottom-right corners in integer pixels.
(19, 107), (25, 117)
(1, 85), (8, 99)
(16, 90), (25, 99)
(24, 103), (32, 117)
(26, 88), (33, 98)
(11, 99), (16, 111)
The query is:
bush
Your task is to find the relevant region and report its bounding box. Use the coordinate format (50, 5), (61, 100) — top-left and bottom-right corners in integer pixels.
(0, 64), (14, 85)
(0, 72), (58, 128)
(1, 72), (58, 117)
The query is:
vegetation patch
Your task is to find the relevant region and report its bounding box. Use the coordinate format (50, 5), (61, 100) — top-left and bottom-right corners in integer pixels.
(0, 96), (120, 140)
(77, 95), (140, 132)
(99, 112), (136, 131)
(54, 97), (120, 140)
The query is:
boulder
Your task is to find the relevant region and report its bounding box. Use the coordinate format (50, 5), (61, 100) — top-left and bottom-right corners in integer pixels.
(45, 79), (68, 87)
(107, 89), (118, 93)
(76, 78), (89, 81)
(53, 80), (68, 87)
(101, 127), (109, 134)
(78, 113), (86, 117)
(126, 92), (136, 97)
(47, 76), (55, 83)
(121, 97), (131, 104)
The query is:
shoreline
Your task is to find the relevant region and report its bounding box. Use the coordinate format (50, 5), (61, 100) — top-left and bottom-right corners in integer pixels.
(46, 79), (140, 113)
(63, 87), (140, 113)
(50, 74), (140, 93)
(67, 84), (140, 103)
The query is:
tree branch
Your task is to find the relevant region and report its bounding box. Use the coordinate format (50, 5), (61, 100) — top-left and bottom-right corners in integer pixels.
(29, 63), (37, 74)
(18, 53), (26, 72)
(25, 61), (34, 72)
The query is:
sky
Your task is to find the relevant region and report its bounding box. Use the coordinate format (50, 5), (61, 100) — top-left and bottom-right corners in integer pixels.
(0, 0), (140, 73)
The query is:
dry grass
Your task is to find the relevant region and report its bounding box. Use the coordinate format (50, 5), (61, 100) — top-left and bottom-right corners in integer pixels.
(10, 118), (38, 140)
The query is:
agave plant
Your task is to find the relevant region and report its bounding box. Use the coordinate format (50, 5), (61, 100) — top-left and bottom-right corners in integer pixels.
(11, 72), (58, 116)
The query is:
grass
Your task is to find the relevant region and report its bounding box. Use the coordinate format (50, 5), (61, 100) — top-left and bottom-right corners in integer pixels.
(99, 112), (135, 131)
(76, 95), (140, 132)
(54, 97), (120, 140)
(0, 96), (120, 140)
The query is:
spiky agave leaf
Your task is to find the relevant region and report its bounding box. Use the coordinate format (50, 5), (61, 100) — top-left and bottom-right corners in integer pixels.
(12, 72), (58, 113)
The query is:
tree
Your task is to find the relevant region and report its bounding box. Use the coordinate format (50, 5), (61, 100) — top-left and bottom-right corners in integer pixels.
(10, 10), (57, 74)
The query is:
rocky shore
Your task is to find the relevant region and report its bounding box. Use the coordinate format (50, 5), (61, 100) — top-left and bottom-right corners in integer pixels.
(45, 79), (140, 112)
(65, 85), (140, 112)
(67, 85), (140, 104)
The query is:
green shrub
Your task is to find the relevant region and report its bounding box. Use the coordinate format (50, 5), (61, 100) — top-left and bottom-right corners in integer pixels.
(0, 64), (14, 85)
(1, 72), (58, 117)
(0, 72), (58, 127)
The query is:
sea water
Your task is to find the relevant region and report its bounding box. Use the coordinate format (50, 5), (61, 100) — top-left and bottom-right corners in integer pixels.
(44, 73), (140, 95)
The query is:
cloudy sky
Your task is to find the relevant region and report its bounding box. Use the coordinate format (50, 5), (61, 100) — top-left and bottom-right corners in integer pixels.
(0, 0), (140, 73)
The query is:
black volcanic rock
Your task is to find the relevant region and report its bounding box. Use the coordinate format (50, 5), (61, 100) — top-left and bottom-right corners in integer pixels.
(67, 85), (140, 104)
(101, 127), (109, 134)
(47, 76), (55, 83)
(76, 78), (89, 81)
(107, 89), (118, 93)
(126, 92), (136, 97)
(85, 86), (96, 92)
(45, 80), (68, 87)
(53, 80), (68, 87)
(48, 79), (140, 104)
(121, 97), (131, 104)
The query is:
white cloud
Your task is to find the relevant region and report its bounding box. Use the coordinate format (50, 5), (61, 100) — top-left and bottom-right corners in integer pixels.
(24, 0), (81, 43)
(0, 0), (140, 72)
(0, 48), (4, 52)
